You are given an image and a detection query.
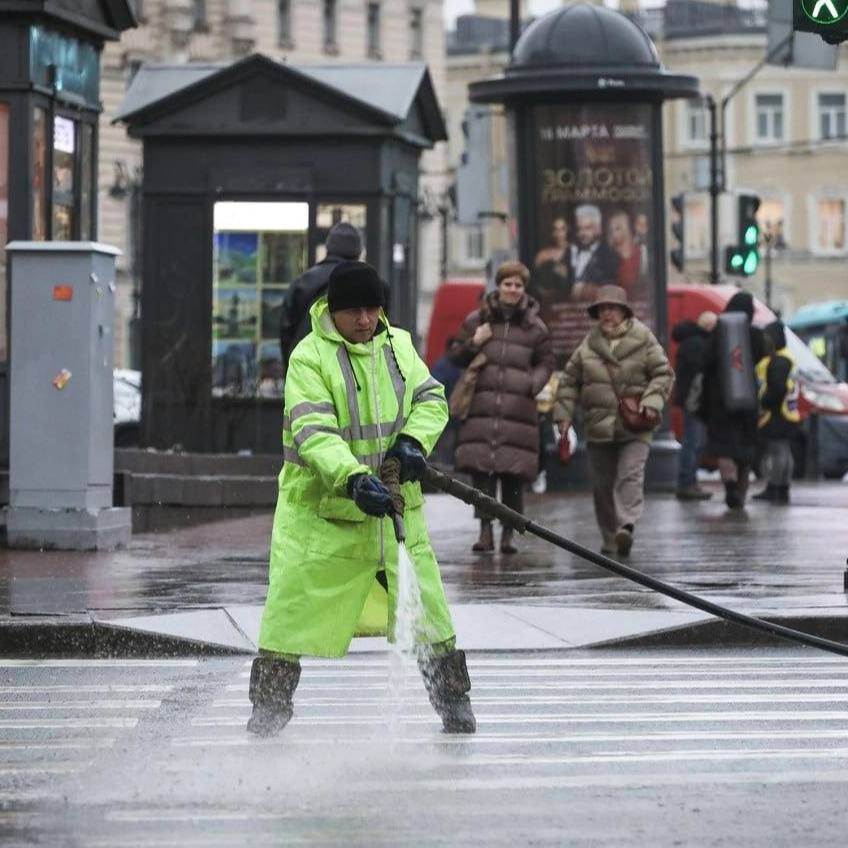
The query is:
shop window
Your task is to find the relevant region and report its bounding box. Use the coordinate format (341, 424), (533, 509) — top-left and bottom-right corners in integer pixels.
(815, 198), (846, 253)
(316, 203), (367, 262)
(367, 2), (381, 58)
(32, 107), (48, 241)
(818, 92), (846, 140)
(52, 116), (76, 240)
(211, 202), (309, 399)
(79, 124), (94, 241)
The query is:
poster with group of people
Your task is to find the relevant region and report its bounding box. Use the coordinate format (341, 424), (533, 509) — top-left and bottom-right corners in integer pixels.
(528, 102), (657, 362)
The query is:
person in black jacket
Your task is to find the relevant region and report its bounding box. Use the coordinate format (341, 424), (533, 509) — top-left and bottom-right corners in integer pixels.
(752, 321), (801, 504)
(279, 222), (364, 373)
(672, 310), (716, 500)
(699, 291), (766, 510)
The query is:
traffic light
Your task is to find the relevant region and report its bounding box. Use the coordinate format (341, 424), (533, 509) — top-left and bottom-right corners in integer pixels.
(669, 193), (685, 273)
(726, 194), (760, 277)
(794, 0), (848, 44)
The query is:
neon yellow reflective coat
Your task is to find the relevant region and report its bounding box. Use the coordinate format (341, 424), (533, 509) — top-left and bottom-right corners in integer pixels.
(257, 297), (455, 658)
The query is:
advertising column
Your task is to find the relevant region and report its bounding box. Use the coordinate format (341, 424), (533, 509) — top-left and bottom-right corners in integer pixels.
(528, 102), (658, 364)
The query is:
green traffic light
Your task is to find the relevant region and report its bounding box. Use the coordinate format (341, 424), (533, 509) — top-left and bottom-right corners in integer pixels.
(744, 225), (759, 246)
(743, 250), (759, 275)
(730, 253), (744, 269)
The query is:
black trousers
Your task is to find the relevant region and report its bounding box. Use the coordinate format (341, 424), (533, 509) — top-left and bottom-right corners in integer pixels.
(470, 472), (524, 524)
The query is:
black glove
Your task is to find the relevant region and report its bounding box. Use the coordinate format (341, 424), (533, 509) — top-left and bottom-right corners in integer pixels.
(386, 436), (426, 484)
(348, 474), (393, 517)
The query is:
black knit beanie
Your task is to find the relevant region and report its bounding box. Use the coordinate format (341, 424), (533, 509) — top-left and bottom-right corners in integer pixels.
(325, 223), (363, 259)
(327, 261), (386, 312)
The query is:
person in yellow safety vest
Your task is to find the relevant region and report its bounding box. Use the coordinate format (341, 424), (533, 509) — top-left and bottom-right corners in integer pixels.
(247, 260), (476, 737)
(753, 320), (801, 505)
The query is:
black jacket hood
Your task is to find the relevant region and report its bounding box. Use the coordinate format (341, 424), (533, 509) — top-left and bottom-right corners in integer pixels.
(764, 320), (787, 351)
(725, 290), (754, 321)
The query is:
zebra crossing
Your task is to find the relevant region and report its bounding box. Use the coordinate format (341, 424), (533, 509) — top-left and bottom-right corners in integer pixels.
(2, 652), (848, 845)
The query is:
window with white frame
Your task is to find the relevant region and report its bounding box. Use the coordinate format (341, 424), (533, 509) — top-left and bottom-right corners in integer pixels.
(409, 6), (424, 59)
(463, 225), (485, 265)
(684, 100), (707, 145)
(755, 93), (784, 143)
(816, 198), (846, 253)
(818, 93), (846, 140)
(277, 0), (293, 46)
(684, 196), (709, 258)
(367, 2), (381, 58)
(757, 199), (787, 249)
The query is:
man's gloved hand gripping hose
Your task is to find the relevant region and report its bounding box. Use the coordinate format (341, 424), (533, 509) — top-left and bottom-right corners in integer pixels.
(422, 464), (848, 659)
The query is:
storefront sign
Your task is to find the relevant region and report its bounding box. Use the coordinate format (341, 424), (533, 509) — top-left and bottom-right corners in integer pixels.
(30, 26), (100, 108)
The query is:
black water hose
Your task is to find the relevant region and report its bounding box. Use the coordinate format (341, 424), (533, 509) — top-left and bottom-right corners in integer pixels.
(424, 464), (848, 659)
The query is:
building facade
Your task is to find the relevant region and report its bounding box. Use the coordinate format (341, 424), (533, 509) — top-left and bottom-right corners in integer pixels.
(446, 0), (848, 319)
(101, 0), (448, 364)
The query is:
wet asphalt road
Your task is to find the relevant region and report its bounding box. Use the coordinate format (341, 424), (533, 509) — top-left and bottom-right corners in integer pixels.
(2, 649), (848, 847)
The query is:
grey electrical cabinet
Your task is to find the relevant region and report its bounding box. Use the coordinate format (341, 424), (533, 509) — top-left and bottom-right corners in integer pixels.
(5, 242), (131, 550)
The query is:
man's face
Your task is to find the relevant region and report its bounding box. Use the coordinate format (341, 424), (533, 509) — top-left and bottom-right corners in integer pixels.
(576, 215), (600, 247)
(332, 306), (381, 344)
(635, 214), (648, 237)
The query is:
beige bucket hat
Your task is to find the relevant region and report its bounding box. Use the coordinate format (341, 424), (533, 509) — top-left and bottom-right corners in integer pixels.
(587, 284), (633, 319)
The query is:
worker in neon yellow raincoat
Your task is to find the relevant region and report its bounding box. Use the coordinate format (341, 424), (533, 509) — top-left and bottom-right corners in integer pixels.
(247, 260), (476, 737)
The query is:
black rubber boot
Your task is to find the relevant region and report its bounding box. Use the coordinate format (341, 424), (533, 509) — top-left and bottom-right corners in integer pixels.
(246, 656), (301, 737)
(753, 484), (778, 501)
(418, 649), (477, 734)
(724, 481), (743, 510)
(775, 485), (790, 504)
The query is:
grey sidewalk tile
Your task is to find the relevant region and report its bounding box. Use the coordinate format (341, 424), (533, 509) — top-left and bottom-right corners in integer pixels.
(93, 608), (255, 652)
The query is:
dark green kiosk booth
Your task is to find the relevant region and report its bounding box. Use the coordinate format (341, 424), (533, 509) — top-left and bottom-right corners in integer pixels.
(117, 54), (446, 454)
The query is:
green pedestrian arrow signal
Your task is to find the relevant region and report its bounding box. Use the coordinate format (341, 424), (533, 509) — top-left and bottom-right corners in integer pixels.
(800, 0), (848, 23)
(795, 0), (848, 42)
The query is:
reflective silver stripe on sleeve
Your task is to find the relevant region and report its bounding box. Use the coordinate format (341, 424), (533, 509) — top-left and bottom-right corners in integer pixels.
(415, 391), (444, 405)
(412, 377), (442, 402)
(337, 346), (363, 440)
(289, 401), (336, 421)
(282, 446), (306, 466)
(355, 452), (384, 470)
(383, 345), (407, 432)
(283, 415), (290, 431)
(293, 424), (342, 449)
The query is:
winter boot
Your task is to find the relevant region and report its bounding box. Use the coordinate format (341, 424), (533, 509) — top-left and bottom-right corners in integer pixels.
(418, 649), (477, 734)
(246, 656), (301, 737)
(753, 484), (778, 502)
(724, 481), (743, 510)
(471, 521), (494, 553)
(500, 526), (518, 555)
(615, 524), (634, 556)
(775, 485), (790, 504)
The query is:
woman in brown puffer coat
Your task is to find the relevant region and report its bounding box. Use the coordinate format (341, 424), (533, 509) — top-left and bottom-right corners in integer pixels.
(453, 261), (555, 554)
